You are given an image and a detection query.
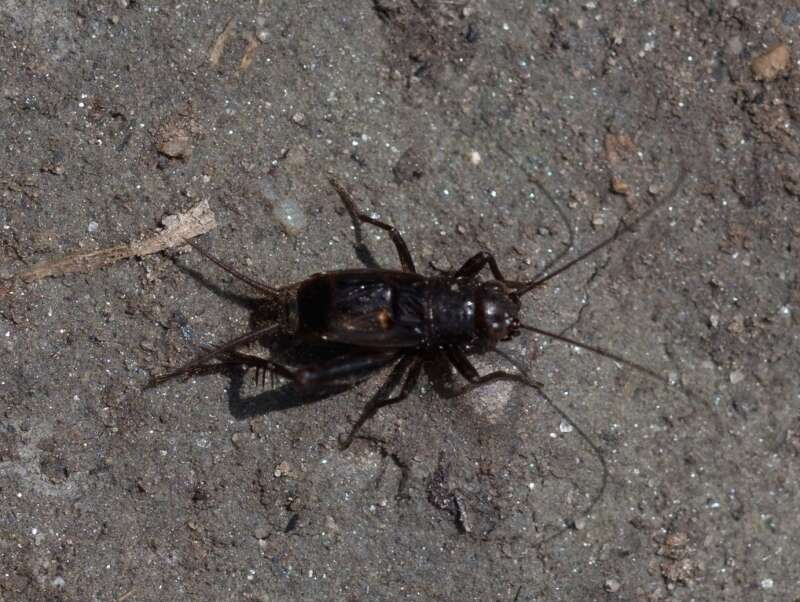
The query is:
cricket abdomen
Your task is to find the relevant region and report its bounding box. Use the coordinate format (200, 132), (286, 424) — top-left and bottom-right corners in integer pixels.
(294, 269), (428, 348)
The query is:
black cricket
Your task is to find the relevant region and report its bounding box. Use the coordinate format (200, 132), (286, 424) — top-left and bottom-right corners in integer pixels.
(150, 172), (687, 455)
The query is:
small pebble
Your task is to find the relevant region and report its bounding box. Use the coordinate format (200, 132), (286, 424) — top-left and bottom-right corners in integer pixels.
(604, 133), (636, 163)
(611, 176), (630, 195)
(156, 126), (192, 159)
(324, 515), (340, 534)
(727, 36), (743, 56)
(783, 8), (800, 26)
(751, 44), (791, 81)
(272, 197), (307, 235)
(604, 578), (621, 593)
(291, 112), (306, 125)
(727, 315), (745, 335)
(263, 175), (307, 235)
(730, 370), (745, 384)
(719, 123), (744, 149)
(664, 532), (688, 548)
(87, 221), (99, 233)
(468, 150), (481, 165)
(274, 461), (291, 478)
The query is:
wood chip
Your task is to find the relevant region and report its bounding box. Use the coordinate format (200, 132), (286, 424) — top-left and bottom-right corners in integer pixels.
(604, 133), (636, 164)
(209, 17), (236, 67)
(611, 176), (631, 195)
(239, 31), (259, 72)
(156, 123), (192, 159)
(751, 43), (791, 82)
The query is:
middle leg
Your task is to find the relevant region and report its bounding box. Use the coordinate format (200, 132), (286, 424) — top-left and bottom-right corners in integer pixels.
(442, 347), (543, 397)
(340, 355), (423, 449)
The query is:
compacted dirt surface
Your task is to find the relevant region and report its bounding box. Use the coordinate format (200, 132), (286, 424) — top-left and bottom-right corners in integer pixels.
(1, 1), (799, 600)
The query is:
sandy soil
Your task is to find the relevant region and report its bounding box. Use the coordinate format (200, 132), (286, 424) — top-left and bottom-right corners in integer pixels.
(1, 1), (798, 600)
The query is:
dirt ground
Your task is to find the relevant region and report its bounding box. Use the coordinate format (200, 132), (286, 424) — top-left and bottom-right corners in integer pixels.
(1, 1), (799, 600)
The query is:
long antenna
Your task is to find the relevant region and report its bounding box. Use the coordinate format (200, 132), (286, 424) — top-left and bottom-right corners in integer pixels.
(147, 323), (280, 387)
(512, 166), (689, 298)
(494, 143), (576, 281)
(185, 240), (280, 296)
(492, 347), (608, 547)
(518, 323), (668, 384)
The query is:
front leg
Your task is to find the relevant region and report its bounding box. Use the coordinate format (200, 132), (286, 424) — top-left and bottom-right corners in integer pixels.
(453, 251), (525, 288)
(330, 179), (417, 273)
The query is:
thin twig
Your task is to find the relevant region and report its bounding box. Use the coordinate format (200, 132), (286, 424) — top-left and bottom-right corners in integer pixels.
(11, 200), (216, 283)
